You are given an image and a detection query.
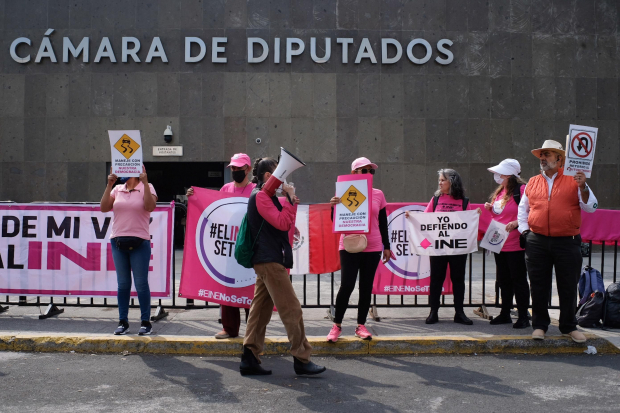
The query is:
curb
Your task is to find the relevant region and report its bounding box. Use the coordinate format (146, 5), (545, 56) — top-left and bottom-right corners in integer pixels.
(1, 333), (618, 356)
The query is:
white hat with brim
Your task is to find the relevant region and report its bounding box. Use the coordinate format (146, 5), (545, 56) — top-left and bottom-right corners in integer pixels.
(488, 158), (521, 177)
(531, 140), (565, 159)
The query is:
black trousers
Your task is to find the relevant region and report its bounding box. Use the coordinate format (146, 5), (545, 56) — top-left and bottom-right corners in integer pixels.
(524, 232), (582, 334)
(429, 254), (468, 312)
(493, 250), (530, 316)
(334, 250), (382, 325)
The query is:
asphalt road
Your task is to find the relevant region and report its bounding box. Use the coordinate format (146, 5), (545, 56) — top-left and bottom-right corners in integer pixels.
(1, 352), (619, 412)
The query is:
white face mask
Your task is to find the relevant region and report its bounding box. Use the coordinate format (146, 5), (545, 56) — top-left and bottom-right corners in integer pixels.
(494, 173), (504, 185)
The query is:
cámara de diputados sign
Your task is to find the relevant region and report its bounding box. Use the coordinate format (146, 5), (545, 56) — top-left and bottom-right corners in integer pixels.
(10, 29), (454, 66)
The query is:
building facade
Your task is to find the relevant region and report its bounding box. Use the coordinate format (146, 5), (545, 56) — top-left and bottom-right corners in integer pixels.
(0, 0), (619, 207)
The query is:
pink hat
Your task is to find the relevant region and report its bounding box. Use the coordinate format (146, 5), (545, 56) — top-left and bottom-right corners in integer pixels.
(227, 153), (251, 168)
(351, 157), (378, 171)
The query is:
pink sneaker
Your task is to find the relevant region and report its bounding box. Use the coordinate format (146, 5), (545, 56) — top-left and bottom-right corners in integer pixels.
(326, 324), (342, 342)
(355, 325), (372, 340)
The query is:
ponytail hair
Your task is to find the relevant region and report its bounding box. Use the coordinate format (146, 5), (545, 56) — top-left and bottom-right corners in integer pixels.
(251, 157), (278, 185)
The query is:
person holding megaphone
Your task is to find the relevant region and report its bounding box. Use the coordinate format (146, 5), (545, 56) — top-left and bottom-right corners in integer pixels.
(240, 151), (326, 377)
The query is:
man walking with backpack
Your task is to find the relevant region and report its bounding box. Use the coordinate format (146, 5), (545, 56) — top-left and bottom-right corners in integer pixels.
(517, 140), (598, 343)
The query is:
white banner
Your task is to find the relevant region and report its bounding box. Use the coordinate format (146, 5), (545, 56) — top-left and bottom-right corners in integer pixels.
(405, 210), (479, 256)
(479, 219), (509, 254)
(564, 124), (598, 178)
(109, 130), (143, 177)
(0, 203), (174, 298)
(291, 205), (310, 275)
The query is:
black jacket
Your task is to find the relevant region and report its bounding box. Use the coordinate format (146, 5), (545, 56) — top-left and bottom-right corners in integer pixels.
(247, 187), (294, 268)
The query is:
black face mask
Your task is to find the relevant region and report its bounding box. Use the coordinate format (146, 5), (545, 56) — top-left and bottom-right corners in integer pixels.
(232, 170), (246, 183)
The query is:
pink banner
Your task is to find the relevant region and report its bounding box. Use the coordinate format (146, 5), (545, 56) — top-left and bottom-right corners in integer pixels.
(372, 203), (453, 296)
(179, 188), (255, 308)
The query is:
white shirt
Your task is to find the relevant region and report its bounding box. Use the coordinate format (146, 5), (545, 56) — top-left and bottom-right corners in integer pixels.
(517, 171), (598, 233)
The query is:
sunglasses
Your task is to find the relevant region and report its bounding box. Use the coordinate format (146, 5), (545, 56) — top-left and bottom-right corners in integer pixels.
(357, 168), (375, 175)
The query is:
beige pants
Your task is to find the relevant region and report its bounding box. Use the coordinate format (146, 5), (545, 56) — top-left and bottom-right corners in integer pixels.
(243, 262), (312, 363)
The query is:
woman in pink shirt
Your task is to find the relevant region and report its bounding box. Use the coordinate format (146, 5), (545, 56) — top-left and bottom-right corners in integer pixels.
(326, 157), (391, 343)
(423, 169), (479, 326)
(484, 159), (530, 328)
(187, 153), (257, 339)
(100, 166), (157, 336)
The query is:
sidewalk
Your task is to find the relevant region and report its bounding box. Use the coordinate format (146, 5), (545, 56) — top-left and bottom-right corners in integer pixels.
(1, 305), (619, 356)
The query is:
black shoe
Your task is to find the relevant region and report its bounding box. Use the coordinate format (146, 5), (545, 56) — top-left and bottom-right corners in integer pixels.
(138, 320), (152, 335)
(454, 311), (473, 325)
(490, 312), (512, 325)
(425, 310), (439, 324)
(114, 320), (129, 335)
(240, 346), (272, 376)
(294, 357), (326, 376)
(513, 317), (531, 329)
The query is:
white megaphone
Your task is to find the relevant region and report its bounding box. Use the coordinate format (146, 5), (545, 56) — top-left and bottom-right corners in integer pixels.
(262, 147), (306, 197)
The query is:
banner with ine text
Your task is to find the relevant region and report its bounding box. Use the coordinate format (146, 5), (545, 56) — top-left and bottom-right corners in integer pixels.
(406, 210), (479, 256)
(0, 203), (174, 297)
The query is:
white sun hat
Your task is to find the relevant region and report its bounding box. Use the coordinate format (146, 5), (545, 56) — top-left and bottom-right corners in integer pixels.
(488, 158), (521, 177)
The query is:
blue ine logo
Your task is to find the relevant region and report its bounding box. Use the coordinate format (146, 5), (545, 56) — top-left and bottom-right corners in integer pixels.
(488, 230), (505, 245)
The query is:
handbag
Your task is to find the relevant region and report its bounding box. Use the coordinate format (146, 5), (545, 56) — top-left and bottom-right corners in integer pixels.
(114, 236), (145, 251)
(343, 234), (368, 253)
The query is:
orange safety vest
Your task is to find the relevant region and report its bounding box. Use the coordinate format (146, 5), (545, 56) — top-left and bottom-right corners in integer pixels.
(525, 168), (581, 237)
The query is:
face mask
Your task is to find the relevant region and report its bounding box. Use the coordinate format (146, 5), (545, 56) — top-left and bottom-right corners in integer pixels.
(232, 170), (246, 183)
(494, 173), (504, 185)
(119, 177), (130, 184)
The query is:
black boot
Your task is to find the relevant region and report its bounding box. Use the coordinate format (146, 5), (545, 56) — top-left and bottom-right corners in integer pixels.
(513, 315), (531, 329)
(490, 311), (512, 325)
(425, 310), (439, 324)
(240, 346), (272, 376)
(294, 357), (326, 376)
(454, 311), (473, 325)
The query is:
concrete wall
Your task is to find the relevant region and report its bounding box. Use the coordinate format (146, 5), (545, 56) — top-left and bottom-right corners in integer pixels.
(0, 0), (619, 207)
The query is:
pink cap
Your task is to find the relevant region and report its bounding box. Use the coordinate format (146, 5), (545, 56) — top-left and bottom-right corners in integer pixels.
(227, 153), (251, 168)
(351, 157), (378, 171)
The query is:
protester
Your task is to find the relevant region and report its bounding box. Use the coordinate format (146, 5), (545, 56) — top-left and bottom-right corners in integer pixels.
(518, 140), (598, 343)
(100, 166), (157, 335)
(187, 153), (256, 339)
(240, 157), (326, 376)
(484, 159), (530, 328)
(326, 157), (390, 343)
(416, 169), (480, 325)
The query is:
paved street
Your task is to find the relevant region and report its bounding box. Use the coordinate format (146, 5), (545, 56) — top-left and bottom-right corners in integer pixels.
(1, 352), (618, 412)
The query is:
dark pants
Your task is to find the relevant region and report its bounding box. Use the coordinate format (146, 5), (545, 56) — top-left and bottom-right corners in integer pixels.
(334, 250), (382, 325)
(429, 254), (468, 312)
(524, 232), (582, 334)
(221, 305), (250, 337)
(493, 250), (530, 316)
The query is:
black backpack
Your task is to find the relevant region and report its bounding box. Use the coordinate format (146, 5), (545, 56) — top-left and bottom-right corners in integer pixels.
(432, 196), (469, 212)
(576, 291), (605, 328)
(603, 283), (620, 329)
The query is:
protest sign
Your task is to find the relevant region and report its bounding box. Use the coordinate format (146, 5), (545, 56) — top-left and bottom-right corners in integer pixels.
(479, 219), (509, 254)
(109, 130), (143, 177)
(406, 210), (479, 256)
(0, 203), (174, 297)
(333, 174), (372, 233)
(564, 124), (598, 178)
(372, 204), (453, 295)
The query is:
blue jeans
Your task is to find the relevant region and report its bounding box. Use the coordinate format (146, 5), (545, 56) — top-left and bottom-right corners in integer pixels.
(110, 239), (152, 322)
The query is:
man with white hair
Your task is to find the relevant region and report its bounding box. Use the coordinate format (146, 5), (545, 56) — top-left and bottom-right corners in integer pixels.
(517, 140), (598, 343)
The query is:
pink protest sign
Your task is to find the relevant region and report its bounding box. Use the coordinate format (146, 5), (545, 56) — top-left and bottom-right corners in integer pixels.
(332, 174), (373, 234)
(179, 187), (255, 308)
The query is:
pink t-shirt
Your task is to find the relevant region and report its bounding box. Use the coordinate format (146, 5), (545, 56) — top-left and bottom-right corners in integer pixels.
(109, 182), (158, 240)
(220, 182), (256, 197)
(339, 188), (388, 252)
(490, 186), (525, 252)
(424, 194), (473, 213)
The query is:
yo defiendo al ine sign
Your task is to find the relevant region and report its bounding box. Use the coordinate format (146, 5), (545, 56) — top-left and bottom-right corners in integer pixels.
(10, 30), (454, 66)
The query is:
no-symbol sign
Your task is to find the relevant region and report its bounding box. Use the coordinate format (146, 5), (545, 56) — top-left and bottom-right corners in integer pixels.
(571, 132), (593, 159)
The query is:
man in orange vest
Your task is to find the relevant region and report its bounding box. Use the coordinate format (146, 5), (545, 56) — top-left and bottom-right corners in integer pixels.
(517, 140), (598, 343)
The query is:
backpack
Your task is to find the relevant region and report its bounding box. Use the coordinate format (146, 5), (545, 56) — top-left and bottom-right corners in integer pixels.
(576, 291), (605, 328)
(234, 214), (264, 269)
(512, 184), (523, 205)
(432, 196), (469, 212)
(578, 266), (606, 306)
(603, 283), (620, 329)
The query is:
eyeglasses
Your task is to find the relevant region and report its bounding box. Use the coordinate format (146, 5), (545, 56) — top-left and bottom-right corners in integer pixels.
(357, 168), (375, 175)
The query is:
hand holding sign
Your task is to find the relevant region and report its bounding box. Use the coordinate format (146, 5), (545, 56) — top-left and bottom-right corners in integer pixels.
(107, 166), (118, 188)
(564, 125), (598, 178)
